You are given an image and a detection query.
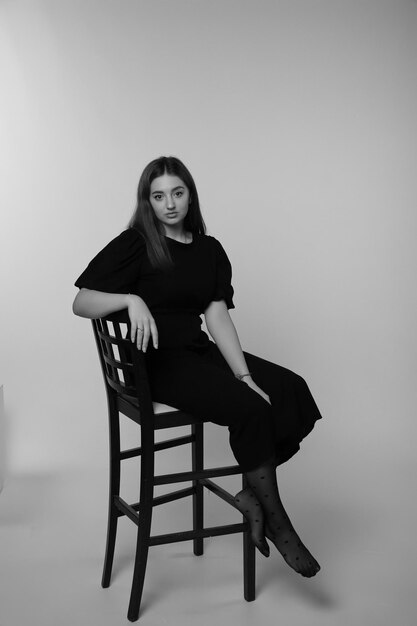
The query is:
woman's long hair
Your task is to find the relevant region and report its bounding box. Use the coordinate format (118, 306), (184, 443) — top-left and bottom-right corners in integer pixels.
(128, 156), (206, 269)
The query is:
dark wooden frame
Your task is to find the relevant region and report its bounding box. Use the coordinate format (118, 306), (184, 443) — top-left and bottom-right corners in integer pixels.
(91, 311), (256, 622)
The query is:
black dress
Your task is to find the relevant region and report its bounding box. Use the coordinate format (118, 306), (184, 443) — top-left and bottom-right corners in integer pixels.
(75, 228), (322, 472)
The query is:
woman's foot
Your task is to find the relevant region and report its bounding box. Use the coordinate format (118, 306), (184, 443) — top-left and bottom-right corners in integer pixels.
(244, 460), (320, 577)
(234, 488), (270, 557)
(264, 518), (320, 577)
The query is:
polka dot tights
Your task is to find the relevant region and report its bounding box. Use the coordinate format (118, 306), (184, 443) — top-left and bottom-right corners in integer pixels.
(235, 459), (321, 577)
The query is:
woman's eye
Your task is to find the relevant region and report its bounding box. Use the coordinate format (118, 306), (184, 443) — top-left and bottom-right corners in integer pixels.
(153, 194), (163, 201)
(175, 191), (183, 197)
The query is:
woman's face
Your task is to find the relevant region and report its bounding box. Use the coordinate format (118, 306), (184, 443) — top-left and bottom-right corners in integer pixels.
(149, 173), (190, 230)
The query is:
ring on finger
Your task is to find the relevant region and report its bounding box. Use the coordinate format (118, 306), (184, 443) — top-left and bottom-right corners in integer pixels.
(136, 327), (144, 333)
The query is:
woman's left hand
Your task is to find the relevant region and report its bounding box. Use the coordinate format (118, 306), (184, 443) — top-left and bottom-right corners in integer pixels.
(242, 377), (271, 405)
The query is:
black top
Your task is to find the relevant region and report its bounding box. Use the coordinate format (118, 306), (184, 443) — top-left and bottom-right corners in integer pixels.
(74, 228), (235, 349)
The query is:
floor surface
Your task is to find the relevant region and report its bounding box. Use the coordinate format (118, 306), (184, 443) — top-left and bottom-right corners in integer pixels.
(0, 465), (414, 626)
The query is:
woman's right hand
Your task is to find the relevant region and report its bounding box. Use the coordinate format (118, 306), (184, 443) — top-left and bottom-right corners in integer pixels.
(242, 377), (271, 405)
(126, 294), (158, 351)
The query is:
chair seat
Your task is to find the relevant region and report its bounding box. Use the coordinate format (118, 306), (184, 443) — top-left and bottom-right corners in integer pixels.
(118, 394), (203, 429)
(152, 401), (179, 414)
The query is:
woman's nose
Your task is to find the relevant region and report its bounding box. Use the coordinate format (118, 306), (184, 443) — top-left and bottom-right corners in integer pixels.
(166, 195), (175, 209)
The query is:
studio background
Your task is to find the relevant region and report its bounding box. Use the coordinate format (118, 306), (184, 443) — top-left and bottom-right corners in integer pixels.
(1, 1), (416, 625)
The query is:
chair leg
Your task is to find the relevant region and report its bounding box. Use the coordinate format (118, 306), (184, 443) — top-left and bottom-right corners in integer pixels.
(242, 474), (256, 601)
(191, 422), (204, 556)
(101, 474), (120, 587)
(127, 434), (155, 622)
(102, 400), (121, 588)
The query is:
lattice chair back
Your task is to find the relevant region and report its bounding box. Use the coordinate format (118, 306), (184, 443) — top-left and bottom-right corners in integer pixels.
(91, 310), (154, 419)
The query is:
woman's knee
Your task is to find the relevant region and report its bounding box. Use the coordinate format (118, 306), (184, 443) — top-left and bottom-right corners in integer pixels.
(239, 393), (273, 423)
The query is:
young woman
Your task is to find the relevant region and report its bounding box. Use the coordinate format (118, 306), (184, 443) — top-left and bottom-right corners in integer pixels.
(73, 156), (322, 577)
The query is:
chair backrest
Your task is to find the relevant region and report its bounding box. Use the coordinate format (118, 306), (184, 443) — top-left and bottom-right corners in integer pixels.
(91, 311), (152, 412)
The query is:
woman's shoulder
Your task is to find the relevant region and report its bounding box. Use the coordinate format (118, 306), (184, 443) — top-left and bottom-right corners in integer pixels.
(103, 227), (146, 252)
(116, 227), (146, 243)
(83, 227), (147, 265)
(199, 233), (229, 255)
(198, 233), (224, 248)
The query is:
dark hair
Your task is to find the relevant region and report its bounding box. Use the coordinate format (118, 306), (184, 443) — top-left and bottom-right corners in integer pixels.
(128, 156), (206, 269)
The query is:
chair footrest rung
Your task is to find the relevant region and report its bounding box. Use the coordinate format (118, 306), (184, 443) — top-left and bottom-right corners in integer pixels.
(149, 522), (248, 546)
(154, 464), (242, 485)
(120, 434), (195, 460)
(123, 486), (195, 515)
(114, 496), (140, 524)
(201, 478), (236, 508)
(115, 486), (195, 519)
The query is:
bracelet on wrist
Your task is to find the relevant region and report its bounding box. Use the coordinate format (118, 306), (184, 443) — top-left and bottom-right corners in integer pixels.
(235, 372), (252, 381)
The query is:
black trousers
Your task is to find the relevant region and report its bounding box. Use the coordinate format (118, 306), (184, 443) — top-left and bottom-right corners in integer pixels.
(145, 341), (322, 473)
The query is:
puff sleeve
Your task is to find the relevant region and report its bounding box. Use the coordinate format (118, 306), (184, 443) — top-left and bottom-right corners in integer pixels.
(211, 238), (235, 309)
(74, 228), (146, 294)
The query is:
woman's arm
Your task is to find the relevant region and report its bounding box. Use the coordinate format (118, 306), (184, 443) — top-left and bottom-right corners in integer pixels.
(73, 288), (158, 351)
(72, 288), (130, 319)
(204, 300), (270, 404)
(204, 300), (250, 377)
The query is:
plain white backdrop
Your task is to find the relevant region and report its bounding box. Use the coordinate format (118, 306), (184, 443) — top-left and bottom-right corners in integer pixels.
(1, 2), (416, 625)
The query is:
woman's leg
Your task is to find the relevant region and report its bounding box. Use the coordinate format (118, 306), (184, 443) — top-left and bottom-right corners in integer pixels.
(201, 346), (322, 575)
(145, 347), (276, 556)
(242, 350), (323, 466)
(233, 487), (270, 557)
(237, 458), (320, 577)
(204, 342), (323, 468)
(146, 345), (321, 572)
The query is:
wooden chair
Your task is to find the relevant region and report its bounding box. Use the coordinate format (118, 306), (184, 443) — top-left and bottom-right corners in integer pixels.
(91, 311), (256, 622)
